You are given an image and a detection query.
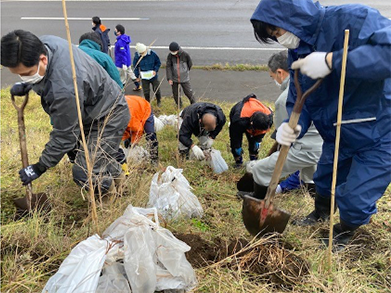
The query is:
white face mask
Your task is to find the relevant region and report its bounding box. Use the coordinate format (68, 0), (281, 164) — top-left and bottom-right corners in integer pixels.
(19, 62), (44, 84)
(170, 51), (178, 55)
(274, 79), (281, 88)
(277, 31), (300, 49)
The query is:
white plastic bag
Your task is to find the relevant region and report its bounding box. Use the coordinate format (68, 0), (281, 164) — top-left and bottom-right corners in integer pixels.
(154, 116), (165, 132)
(158, 114), (179, 127)
(103, 206), (197, 292)
(208, 149), (229, 174)
(148, 166), (203, 220)
(124, 145), (149, 162)
(96, 262), (132, 293)
(42, 235), (110, 293)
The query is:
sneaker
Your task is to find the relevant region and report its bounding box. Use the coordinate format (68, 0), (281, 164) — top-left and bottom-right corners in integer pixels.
(133, 85), (142, 91)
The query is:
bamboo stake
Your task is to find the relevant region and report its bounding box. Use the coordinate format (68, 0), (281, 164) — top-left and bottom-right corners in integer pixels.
(328, 29), (350, 271)
(61, 0), (98, 232)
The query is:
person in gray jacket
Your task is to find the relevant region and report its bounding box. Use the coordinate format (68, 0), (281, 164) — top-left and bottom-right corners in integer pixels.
(166, 42), (196, 108)
(247, 51), (323, 199)
(1, 30), (130, 194)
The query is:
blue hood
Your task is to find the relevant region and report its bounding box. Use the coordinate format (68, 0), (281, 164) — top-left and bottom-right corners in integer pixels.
(117, 34), (131, 44)
(251, 0), (325, 45)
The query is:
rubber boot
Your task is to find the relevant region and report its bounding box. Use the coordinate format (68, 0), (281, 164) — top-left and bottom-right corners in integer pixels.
(292, 193), (335, 226)
(252, 182), (268, 200)
(322, 220), (359, 252)
(305, 183), (316, 198)
(234, 156), (243, 168)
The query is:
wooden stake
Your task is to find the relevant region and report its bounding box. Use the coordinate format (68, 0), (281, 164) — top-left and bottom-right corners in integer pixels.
(62, 0), (98, 232)
(328, 29), (350, 271)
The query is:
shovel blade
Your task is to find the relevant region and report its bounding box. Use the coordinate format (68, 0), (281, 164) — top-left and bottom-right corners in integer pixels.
(242, 195), (290, 237)
(14, 192), (51, 219)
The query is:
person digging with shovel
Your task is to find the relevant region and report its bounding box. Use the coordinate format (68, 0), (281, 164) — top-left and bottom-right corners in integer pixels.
(251, 0), (391, 250)
(1, 30), (130, 199)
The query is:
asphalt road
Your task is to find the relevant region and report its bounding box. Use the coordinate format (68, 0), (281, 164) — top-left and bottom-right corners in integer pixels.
(1, 0), (390, 101)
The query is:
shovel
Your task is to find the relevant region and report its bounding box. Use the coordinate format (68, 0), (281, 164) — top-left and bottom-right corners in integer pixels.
(11, 92), (50, 218)
(242, 70), (322, 236)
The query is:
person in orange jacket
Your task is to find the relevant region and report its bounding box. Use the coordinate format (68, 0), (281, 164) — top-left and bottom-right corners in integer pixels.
(120, 95), (159, 164)
(229, 94), (273, 167)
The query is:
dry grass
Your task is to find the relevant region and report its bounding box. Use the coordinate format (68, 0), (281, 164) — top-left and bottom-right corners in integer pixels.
(1, 88), (390, 292)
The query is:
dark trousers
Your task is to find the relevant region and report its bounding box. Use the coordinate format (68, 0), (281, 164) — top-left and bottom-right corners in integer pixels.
(141, 78), (162, 103)
(172, 81), (196, 107)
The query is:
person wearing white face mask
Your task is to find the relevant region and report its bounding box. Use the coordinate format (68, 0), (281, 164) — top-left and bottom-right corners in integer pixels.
(251, 0), (391, 250)
(240, 51), (322, 199)
(166, 42), (196, 108)
(1, 30), (130, 196)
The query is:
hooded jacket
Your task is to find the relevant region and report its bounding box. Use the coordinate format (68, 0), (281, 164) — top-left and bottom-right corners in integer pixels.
(32, 35), (127, 169)
(79, 39), (123, 88)
(122, 95), (152, 144)
(166, 48), (193, 83)
(114, 34), (131, 67)
(251, 0), (391, 153)
(92, 24), (111, 53)
(179, 102), (226, 148)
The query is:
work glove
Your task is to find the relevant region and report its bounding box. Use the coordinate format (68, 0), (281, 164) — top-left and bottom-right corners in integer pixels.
(276, 122), (301, 146)
(10, 82), (32, 96)
(205, 137), (214, 149)
(191, 145), (205, 160)
(122, 65), (127, 70)
(124, 138), (131, 149)
(116, 147), (126, 164)
(245, 160), (257, 173)
(19, 162), (46, 185)
(291, 52), (332, 79)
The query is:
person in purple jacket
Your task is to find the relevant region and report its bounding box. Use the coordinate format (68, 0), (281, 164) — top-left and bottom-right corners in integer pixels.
(114, 24), (140, 90)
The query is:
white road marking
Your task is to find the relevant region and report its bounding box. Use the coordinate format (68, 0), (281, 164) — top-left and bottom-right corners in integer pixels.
(21, 17), (149, 21)
(136, 45), (286, 51)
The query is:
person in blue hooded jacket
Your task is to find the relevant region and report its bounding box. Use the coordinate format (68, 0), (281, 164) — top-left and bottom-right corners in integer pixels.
(251, 0), (391, 250)
(114, 24), (140, 90)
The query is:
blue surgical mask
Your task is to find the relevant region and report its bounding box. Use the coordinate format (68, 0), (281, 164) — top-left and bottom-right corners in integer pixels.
(19, 63), (44, 84)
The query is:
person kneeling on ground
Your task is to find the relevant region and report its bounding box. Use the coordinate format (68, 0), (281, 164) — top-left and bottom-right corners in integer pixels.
(229, 93), (273, 167)
(122, 95), (159, 165)
(179, 102), (226, 160)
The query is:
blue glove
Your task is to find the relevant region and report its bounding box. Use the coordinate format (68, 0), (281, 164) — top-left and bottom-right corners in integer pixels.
(11, 82), (32, 96)
(19, 163), (46, 185)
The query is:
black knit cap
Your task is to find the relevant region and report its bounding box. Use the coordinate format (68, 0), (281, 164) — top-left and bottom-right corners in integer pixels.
(169, 42), (180, 51)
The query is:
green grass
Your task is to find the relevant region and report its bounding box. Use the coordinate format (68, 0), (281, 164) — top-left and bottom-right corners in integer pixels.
(1, 88), (390, 292)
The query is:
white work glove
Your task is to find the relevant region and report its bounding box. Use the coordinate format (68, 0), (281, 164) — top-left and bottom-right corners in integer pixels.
(122, 64), (127, 70)
(291, 52), (331, 79)
(191, 145), (205, 160)
(276, 122), (302, 146)
(205, 137), (214, 149)
(245, 160), (258, 174)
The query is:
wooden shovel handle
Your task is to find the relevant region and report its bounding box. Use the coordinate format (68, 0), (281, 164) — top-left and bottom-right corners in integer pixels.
(264, 70), (322, 207)
(11, 93), (33, 206)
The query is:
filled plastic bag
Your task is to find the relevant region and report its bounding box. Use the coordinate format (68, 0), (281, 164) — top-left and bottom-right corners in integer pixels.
(103, 206), (197, 293)
(154, 116), (165, 132)
(158, 114), (179, 127)
(96, 262), (131, 293)
(124, 145), (149, 162)
(42, 235), (111, 293)
(148, 166), (203, 220)
(208, 149), (229, 174)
